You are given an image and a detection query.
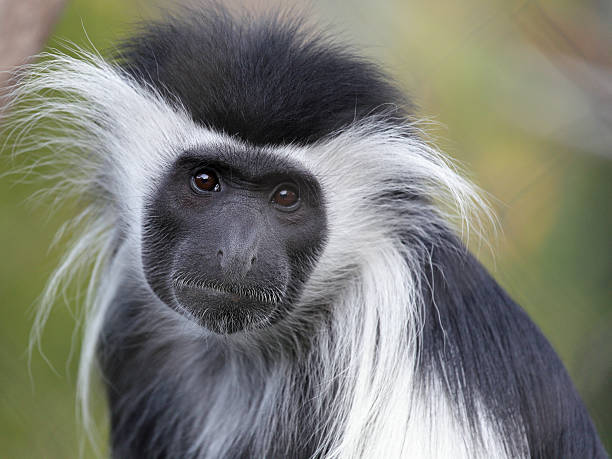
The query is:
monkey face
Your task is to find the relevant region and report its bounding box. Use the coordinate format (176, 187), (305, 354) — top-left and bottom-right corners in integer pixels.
(141, 145), (327, 334)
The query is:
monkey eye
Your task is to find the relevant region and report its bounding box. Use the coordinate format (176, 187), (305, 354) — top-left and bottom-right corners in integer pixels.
(271, 184), (300, 209)
(191, 169), (220, 193)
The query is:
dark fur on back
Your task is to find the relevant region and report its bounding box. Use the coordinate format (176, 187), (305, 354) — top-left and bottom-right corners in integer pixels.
(417, 232), (606, 457)
(119, 7), (410, 146)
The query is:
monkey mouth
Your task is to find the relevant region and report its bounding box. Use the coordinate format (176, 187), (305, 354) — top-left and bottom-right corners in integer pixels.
(172, 273), (284, 305)
(169, 272), (287, 334)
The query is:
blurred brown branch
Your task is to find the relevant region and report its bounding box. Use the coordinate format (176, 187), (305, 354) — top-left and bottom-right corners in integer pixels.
(0, 0), (67, 109)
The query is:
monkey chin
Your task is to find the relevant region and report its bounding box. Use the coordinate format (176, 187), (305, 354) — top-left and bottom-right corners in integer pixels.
(173, 282), (279, 335)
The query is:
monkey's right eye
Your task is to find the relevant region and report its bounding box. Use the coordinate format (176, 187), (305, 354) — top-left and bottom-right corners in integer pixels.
(191, 169), (221, 193)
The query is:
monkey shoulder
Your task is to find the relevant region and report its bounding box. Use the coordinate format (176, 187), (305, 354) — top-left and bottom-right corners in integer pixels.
(418, 238), (607, 458)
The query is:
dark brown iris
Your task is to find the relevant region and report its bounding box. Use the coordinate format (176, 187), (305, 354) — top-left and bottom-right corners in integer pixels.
(272, 185), (299, 207)
(191, 169), (220, 192)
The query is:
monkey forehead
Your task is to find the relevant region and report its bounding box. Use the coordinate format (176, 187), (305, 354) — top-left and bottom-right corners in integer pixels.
(176, 146), (319, 185)
(151, 124), (416, 200)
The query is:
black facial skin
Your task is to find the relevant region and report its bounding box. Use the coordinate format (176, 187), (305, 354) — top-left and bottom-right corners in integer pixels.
(142, 146), (327, 334)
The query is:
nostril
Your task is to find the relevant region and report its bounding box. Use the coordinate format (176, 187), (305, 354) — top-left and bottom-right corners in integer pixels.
(250, 256), (256, 266)
(217, 249), (224, 259)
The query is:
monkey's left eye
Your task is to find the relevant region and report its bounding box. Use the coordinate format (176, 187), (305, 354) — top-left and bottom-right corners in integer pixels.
(271, 184), (300, 209)
(191, 169), (221, 193)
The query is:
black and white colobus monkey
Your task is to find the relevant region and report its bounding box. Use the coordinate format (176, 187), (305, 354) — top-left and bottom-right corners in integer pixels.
(9, 5), (606, 459)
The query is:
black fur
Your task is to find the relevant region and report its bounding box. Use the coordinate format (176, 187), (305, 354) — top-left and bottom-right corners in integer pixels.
(418, 232), (607, 457)
(119, 7), (410, 147)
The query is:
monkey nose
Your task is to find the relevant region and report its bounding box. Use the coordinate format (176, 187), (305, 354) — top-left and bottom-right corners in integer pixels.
(216, 247), (258, 278)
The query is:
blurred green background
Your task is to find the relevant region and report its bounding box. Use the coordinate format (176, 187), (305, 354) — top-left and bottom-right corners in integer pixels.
(1, 0), (610, 457)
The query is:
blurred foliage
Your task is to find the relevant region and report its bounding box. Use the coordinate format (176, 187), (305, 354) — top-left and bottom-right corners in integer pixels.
(1, 0), (610, 457)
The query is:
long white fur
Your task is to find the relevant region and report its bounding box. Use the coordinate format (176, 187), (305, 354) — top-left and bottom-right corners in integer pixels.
(5, 50), (515, 458)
